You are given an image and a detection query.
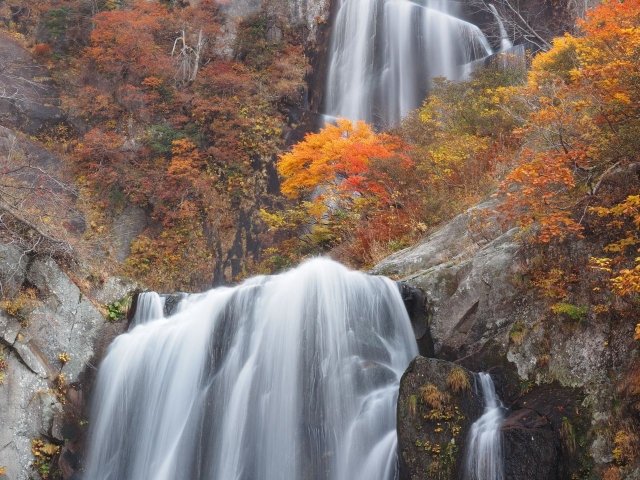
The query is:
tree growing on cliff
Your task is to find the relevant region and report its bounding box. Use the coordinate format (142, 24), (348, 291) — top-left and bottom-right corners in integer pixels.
(498, 0), (640, 242)
(278, 118), (405, 209)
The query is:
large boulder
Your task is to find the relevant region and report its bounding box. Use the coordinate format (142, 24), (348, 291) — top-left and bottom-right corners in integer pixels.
(397, 356), (482, 480)
(379, 200), (627, 476)
(379, 224), (525, 361)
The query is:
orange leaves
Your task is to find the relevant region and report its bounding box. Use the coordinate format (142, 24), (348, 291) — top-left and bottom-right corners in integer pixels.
(278, 119), (405, 201)
(497, 0), (640, 243)
(86, 0), (171, 81)
(498, 149), (582, 242)
(168, 139), (203, 179)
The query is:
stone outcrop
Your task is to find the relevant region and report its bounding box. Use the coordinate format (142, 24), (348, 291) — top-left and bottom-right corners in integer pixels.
(0, 243), (136, 479)
(0, 33), (64, 135)
(397, 357), (482, 480)
(373, 199), (525, 361)
(378, 199), (638, 478)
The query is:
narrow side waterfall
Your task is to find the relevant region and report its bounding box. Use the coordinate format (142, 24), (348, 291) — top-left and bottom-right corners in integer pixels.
(488, 4), (513, 51)
(129, 291), (165, 328)
(84, 258), (419, 480)
(464, 372), (505, 480)
(325, 0), (493, 126)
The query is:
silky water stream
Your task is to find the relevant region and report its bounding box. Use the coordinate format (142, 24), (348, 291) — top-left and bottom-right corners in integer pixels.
(464, 372), (505, 480)
(84, 259), (419, 480)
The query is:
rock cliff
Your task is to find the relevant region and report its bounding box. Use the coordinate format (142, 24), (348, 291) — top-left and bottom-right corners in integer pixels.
(374, 199), (640, 479)
(0, 243), (137, 479)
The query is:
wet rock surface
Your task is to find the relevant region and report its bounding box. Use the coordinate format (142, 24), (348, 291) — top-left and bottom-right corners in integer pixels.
(397, 356), (482, 480)
(377, 199), (631, 478)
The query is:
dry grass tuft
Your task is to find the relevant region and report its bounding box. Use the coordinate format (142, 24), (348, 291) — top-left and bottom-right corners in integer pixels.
(447, 366), (471, 394)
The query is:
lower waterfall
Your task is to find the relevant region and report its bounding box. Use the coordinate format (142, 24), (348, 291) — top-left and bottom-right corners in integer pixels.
(464, 372), (505, 480)
(84, 258), (419, 480)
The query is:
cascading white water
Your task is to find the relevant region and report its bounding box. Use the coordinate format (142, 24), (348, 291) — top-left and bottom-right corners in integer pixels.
(464, 372), (505, 480)
(129, 291), (165, 328)
(488, 4), (513, 51)
(84, 258), (419, 480)
(325, 0), (493, 126)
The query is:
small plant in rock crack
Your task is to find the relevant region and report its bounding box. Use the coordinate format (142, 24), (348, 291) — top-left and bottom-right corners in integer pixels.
(106, 296), (131, 322)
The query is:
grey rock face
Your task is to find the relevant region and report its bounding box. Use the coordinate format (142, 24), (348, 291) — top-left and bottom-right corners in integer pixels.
(0, 34), (63, 134)
(372, 199), (507, 279)
(111, 206), (148, 264)
(0, 354), (53, 479)
(386, 226), (524, 360)
(24, 257), (104, 383)
(90, 276), (138, 306)
(0, 242), (28, 297)
(0, 250), (136, 479)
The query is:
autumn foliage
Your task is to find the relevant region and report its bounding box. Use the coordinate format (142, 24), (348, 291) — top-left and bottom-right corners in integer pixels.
(498, 0), (640, 243)
(17, 0), (310, 290)
(278, 119), (406, 204)
(492, 0), (640, 341)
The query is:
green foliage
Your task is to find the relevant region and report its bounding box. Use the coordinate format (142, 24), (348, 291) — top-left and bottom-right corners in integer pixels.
(519, 379), (534, 395)
(42, 8), (71, 39)
(551, 303), (588, 323)
(143, 125), (184, 154)
(106, 296), (131, 322)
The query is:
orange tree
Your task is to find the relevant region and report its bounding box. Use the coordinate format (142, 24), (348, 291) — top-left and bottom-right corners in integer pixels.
(494, 0), (640, 339)
(498, 0), (640, 242)
(260, 119), (416, 269)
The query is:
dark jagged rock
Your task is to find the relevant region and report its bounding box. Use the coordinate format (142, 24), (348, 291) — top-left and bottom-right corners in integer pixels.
(501, 409), (559, 480)
(163, 292), (188, 316)
(397, 356), (482, 480)
(399, 282), (434, 357)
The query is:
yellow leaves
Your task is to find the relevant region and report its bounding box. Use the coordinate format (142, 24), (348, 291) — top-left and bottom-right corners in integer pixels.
(588, 196), (640, 299)
(259, 209), (287, 230)
(590, 257), (613, 273)
(612, 429), (639, 466)
(529, 34), (579, 84)
(611, 262), (640, 296)
(31, 439), (60, 458)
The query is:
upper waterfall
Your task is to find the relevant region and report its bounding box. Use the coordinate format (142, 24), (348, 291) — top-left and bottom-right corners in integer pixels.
(84, 258), (418, 480)
(325, 0), (493, 126)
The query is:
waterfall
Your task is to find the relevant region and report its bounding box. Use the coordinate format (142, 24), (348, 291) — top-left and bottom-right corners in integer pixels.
(84, 258), (419, 480)
(129, 292), (165, 328)
(325, 0), (492, 126)
(464, 372), (505, 480)
(488, 4), (513, 51)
